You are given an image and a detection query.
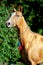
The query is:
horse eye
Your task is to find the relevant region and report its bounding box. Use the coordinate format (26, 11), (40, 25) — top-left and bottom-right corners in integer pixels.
(17, 15), (19, 17)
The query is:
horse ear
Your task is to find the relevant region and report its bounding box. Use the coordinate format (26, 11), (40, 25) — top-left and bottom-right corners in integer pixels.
(13, 8), (16, 12)
(18, 6), (23, 12)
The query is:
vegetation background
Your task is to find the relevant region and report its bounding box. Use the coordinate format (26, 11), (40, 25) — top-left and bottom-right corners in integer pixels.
(0, 0), (43, 65)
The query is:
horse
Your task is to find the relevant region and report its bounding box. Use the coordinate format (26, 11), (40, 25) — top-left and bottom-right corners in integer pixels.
(6, 7), (43, 65)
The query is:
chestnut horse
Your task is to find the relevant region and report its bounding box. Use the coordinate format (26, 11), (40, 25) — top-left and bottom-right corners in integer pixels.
(6, 7), (43, 65)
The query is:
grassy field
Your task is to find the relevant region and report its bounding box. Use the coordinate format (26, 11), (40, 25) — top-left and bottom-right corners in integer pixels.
(0, 0), (43, 65)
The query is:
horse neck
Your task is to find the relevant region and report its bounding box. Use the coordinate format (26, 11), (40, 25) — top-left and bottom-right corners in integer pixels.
(17, 17), (32, 50)
(17, 17), (31, 34)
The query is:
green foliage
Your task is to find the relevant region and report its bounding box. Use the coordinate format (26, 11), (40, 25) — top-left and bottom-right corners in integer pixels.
(0, 0), (43, 65)
(0, 3), (21, 65)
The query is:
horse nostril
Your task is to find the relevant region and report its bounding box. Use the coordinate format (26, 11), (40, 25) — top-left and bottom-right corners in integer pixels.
(8, 22), (10, 25)
(6, 22), (10, 27)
